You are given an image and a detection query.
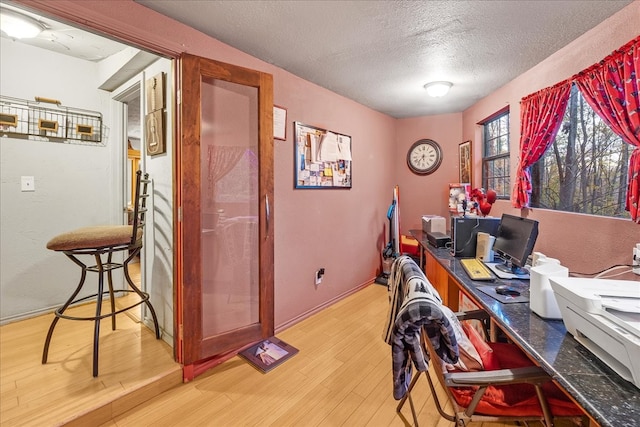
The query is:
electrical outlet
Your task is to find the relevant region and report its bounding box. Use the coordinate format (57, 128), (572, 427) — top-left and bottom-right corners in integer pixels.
(633, 244), (640, 275)
(315, 268), (325, 285)
(21, 176), (35, 192)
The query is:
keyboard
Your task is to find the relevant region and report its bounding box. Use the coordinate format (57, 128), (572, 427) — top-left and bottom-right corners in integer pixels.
(460, 258), (495, 281)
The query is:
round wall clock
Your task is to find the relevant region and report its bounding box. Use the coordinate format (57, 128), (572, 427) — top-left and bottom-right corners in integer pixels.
(406, 139), (443, 175)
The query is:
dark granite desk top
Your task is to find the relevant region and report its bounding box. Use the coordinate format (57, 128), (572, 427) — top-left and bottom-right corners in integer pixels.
(409, 229), (640, 427)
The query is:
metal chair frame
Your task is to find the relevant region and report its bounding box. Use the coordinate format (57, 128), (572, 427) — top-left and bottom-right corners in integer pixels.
(42, 171), (160, 377)
(397, 310), (587, 427)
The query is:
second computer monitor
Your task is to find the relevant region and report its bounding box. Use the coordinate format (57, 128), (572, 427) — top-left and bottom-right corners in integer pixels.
(492, 214), (539, 273)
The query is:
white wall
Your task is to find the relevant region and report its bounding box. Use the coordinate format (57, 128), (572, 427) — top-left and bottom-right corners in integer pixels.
(0, 39), (174, 341)
(112, 58), (175, 342)
(0, 38), (118, 321)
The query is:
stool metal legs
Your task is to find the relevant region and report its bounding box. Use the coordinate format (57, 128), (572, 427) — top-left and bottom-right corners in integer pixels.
(42, 254), (88, 367)
(42, 247), (160, 377)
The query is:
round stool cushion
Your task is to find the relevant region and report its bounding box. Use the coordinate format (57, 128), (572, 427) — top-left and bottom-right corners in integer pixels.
(46, 225), (140, 251)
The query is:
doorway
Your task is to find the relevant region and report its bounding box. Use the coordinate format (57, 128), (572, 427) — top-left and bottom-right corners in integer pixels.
(114, 84), (144, 321)
(1, 2), (276, 379)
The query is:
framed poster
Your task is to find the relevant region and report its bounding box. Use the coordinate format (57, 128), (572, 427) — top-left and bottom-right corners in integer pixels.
(459, 140), (472, 184)
(294, 121), (352, 189)
(273, 105), (287, 140)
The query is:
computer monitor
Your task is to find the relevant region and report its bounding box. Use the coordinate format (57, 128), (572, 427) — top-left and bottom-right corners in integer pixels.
(450, 217), (501, 258)
(492, 214), (539, 275)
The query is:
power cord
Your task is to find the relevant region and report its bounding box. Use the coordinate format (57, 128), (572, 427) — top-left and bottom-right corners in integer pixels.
(570, 264), (635, 279)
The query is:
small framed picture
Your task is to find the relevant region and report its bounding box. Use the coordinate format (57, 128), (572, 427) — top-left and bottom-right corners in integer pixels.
(449, 183), (471, 214)
(273, 105), (287, 140)
(238, 336), (298, 373)
(145, 110), (165, 155)
(459, 140), (472, 184)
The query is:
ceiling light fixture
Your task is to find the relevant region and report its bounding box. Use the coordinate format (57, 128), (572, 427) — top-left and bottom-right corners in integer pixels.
(0, 8), (45, 39)
(424, 81), (453, 98)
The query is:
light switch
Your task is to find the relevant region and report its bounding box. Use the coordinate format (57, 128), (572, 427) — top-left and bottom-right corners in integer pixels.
(21, 176), (35, 192)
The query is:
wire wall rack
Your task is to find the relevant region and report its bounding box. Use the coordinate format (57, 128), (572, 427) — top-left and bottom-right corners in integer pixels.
(0, 96), (103, 144)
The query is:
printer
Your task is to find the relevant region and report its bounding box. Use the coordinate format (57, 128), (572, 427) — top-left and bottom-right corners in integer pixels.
(549, 277), (640, 388)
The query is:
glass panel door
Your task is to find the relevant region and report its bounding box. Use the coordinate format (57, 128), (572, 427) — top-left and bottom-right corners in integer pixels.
(201, 78), (259, 336)
(178, 53), (274, 369)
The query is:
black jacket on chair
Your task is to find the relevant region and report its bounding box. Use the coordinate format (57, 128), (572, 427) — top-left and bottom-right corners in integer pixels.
(383, 256), (459, 399)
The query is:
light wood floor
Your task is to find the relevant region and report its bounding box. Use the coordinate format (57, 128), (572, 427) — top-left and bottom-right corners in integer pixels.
(0, 261), (181, 427)
(2, 278), (568, 426)
(101, 284), (528, 427)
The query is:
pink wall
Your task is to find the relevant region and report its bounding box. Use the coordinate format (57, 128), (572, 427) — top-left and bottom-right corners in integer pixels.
(21, 0), (638, 335)
(458, 2), (640, 279)
(18, 0), (397, 328)
(396, 113), (463, 231)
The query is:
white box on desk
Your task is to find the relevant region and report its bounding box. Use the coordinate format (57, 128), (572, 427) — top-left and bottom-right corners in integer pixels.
(422, 215), (446, 234)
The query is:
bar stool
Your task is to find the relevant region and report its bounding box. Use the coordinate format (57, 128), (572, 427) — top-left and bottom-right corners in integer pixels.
(42, 170), (160, 377)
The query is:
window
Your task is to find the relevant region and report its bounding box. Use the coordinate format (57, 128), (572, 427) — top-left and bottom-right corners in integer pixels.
(530, 85), (630, 219)
(482, 110), (510, 198)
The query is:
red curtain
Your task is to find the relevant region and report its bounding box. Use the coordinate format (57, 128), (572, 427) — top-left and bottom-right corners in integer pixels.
(574, 37), (640, 223)
(512, 82), (571, 208)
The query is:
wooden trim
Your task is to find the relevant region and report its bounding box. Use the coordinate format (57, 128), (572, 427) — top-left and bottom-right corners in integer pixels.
(477, 105), (510, 125)
(259, 71), (275, 338)
(127, 148), (141, 206)
(182, 348), (239, 382)
(173, 58), (183, 365)
(179, 54), (201, 365)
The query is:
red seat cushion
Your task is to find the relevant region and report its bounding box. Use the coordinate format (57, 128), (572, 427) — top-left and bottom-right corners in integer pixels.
(449, 341), (584, 416)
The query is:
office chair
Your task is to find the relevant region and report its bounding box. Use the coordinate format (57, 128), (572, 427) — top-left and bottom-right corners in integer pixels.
(397, 309), (588, 427)
(43, 170), (160, 377)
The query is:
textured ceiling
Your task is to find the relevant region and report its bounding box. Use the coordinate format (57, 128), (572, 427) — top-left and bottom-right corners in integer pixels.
(0, 1), (129, 61)
(136, 0), (632, 118)
(0, 1), (147, 138)
(1, 1), (633, 119)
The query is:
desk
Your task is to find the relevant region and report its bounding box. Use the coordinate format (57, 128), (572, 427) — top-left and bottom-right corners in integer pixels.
(409, 229), (640, 427)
